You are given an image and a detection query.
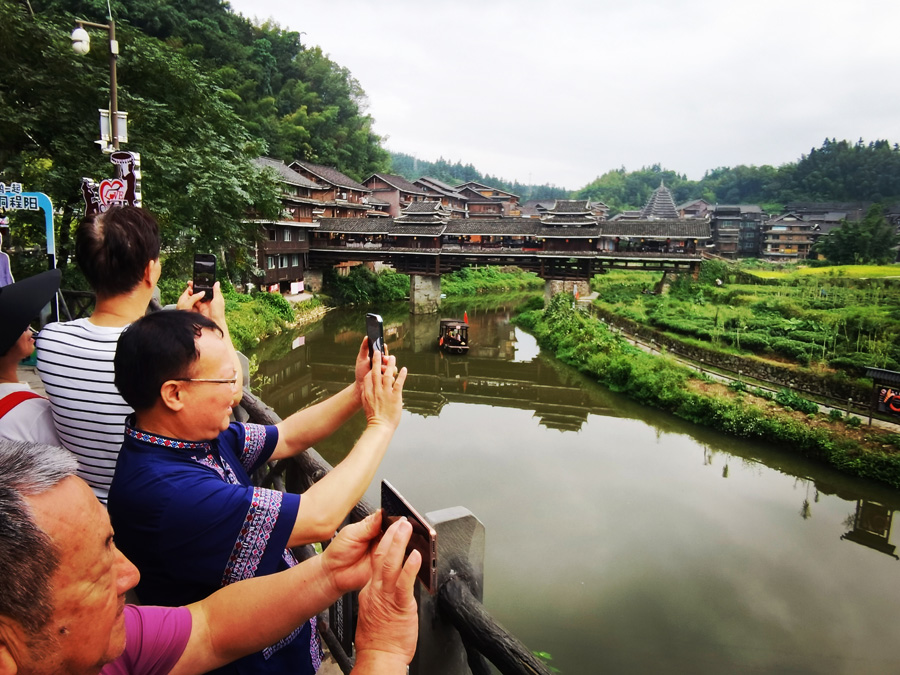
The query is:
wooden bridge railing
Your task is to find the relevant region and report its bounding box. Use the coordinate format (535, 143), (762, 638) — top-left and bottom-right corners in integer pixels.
(241, 391), (553, 675)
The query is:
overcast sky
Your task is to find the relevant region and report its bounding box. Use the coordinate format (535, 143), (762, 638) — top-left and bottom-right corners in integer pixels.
(227, 0), (900, 190)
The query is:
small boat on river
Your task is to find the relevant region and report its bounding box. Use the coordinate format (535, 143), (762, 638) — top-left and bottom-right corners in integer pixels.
(438, 318), (469, 354)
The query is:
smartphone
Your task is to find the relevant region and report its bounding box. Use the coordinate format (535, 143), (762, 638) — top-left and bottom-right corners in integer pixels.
(366, 312), (385, 362)
(193, 254), (216, 302)
(381, 480), (437, 594)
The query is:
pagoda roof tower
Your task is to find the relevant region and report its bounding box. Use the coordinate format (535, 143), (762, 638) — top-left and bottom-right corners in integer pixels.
(640, 181), (680, 220)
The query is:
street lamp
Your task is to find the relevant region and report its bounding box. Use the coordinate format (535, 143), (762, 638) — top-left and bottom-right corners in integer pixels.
(71, 18), (124, 152)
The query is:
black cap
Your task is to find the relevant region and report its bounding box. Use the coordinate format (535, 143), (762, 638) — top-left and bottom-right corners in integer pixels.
(0, 269), (61, 356)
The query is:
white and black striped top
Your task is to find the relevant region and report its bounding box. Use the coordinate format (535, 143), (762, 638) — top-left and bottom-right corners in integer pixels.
(36, 319), (132, 502)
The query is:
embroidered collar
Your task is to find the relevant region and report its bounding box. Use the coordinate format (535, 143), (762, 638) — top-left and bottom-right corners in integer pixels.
(125, 415), (212, 452)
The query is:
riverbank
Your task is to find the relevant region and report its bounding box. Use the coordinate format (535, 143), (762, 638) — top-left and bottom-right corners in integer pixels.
(517, 294), (900, 489)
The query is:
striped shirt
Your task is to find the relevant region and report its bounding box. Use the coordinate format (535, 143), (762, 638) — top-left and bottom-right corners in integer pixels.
(36, 319), (132, 502)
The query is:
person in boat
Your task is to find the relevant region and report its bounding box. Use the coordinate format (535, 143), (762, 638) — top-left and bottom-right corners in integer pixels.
(107, 310), (407, 675)
(35, 206), (238, 502)
(0, 269), (62, 446)
(0, 439), (420, 675)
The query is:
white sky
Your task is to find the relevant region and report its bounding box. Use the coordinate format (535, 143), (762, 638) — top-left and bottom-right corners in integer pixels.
(226, 0), (900, 190)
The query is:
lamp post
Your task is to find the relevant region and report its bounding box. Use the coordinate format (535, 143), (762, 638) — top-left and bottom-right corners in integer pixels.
(71, 18), (121, 151)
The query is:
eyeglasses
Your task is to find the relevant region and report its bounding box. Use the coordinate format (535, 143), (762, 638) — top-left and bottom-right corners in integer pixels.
(172, 374), (238, 387)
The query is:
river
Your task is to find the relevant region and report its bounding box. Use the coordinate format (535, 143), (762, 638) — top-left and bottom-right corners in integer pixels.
(249, 299), (900, 674)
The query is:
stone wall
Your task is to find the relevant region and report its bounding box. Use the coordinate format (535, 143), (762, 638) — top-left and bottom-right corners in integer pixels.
(591, 307), (872, 403)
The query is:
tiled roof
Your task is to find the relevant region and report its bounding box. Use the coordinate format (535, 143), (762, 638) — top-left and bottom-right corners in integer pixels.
(314, 219), (392, 234)
(402, 201), (446, 214)
(255, 157), (322, 189)
(676, 198), (711, 211)
(416, 176), (457, 192)
(387, 225), (446, 236)
(365, 173), (429, 195)
(443, 218), (540, 236)
(313, 217), (709, 239)
(548, 200), (591, 214)
(290, 160), (370, 192)
(454, 181), (520, 200)
(601, 220), (711, 239)
(520, 200), (556, 217)
(640, 182), (679, 220)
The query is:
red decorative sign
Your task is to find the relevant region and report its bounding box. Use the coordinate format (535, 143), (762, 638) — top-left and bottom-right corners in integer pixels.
(877, 387), (900, 416)
(82, 151), (142, 215)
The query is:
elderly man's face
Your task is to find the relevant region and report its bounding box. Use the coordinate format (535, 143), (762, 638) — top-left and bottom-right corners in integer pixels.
(176, 328), (237, 439)
(19, 477), (140, 674)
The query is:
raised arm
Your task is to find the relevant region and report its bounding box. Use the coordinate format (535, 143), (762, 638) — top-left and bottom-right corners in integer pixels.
(286, 347), (408, 546)
(269, 337), (373, 460)
(172, 512), (418, 675)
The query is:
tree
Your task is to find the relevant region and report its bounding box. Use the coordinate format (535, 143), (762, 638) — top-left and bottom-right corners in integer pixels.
(0, 1), (279, 282)
(814, 204), (899, 265)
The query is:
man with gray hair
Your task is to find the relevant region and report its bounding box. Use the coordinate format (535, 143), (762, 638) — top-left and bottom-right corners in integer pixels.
(0, 439), (420, 675)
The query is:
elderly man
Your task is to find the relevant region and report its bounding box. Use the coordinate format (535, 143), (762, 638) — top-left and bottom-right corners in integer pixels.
(36, 206), (239, 501)
(108, 310), (407, 674)
(0, 439), (419, 675)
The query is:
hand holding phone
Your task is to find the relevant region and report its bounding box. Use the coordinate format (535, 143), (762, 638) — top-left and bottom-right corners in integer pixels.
(193, 254), (216, 302)
(366, 312), (385, 363)
(381, 480), (437, 594)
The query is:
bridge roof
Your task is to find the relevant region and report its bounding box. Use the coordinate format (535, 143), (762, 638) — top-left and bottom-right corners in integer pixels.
(314, 217), (710, 239)
(316, 218), (391, 234)
(601, 219), (711, 239)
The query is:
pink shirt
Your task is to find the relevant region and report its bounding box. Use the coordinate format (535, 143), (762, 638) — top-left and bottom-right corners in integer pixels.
(101, 605), (192, 675)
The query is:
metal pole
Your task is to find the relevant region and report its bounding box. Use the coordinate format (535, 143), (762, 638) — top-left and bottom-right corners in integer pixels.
(108, 20), (118, 149)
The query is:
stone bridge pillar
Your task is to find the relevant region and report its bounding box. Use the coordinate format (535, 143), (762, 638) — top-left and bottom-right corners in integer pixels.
(544, 279), (590, 303)
(410, 274), (441, 314)
(302, 269), (323, 292)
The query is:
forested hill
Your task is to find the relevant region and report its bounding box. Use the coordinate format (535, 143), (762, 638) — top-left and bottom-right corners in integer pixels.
(574, 139), (900, 213)
(1, 0), (388, 278)
(389, 152), (571, 201)
(33, 0), (390, 181)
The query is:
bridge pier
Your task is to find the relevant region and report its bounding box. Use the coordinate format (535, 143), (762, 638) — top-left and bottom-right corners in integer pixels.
(544, 278), (590, 304)
(410, 274), (441, 314)
(303, 269), (323, 292)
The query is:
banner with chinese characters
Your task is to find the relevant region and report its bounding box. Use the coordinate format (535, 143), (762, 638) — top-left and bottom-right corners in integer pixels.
(0, 182), (40, 211)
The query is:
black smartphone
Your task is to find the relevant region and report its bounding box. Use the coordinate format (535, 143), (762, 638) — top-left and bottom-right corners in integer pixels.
(366, 312), (385, 362)
(381, 480), (437, 594)
(193, 253), (216, 302)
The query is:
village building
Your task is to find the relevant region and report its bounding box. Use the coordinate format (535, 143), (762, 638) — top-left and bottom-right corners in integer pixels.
(454, 181), (521, 217)
(363, 173), (432, 217)
(676, 198), (712, 219)
(251, 157), (319, 293)
(413, 177), (469, 217)
(762, 212), (818, 261)
(709, 204), (764, 258)
(289, 160), (372, 218)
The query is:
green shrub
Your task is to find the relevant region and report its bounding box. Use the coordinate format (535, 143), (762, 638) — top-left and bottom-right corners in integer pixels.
(774, 389), (819, 415)
(846, 416), (862, 428)
(828, 409), (845, 422)
(770, 338), (811, 363)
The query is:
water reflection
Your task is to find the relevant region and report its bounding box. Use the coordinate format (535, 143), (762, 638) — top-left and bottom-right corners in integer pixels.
(250, 301), (900, 673)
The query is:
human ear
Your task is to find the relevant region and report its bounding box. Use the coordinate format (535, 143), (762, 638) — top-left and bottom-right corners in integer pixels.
(160, 381), (186, 412)
(0, 625), (21, 675)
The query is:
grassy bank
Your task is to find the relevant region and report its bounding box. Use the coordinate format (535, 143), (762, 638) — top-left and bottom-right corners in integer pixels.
(442, 266), (543, 296)
(517, 293), (900, 489)
(158, 278), (304, 351)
